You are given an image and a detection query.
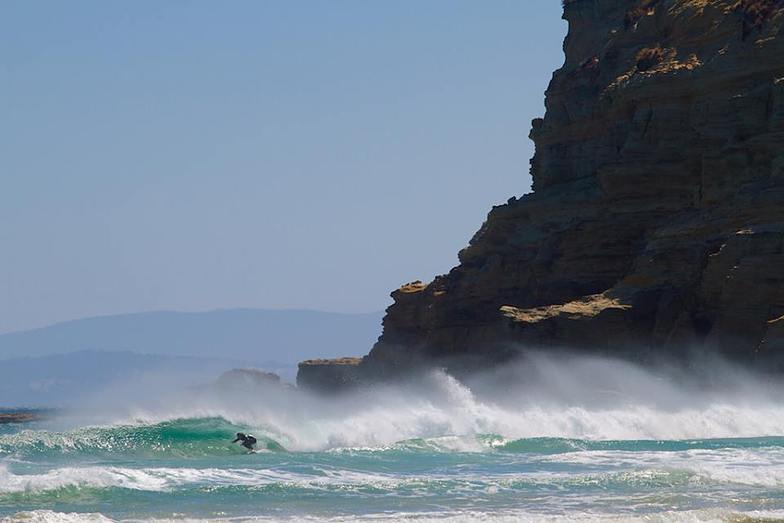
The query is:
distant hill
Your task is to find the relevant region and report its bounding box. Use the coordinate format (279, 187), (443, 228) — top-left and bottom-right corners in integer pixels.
(0, 309), (383, 363)
(0, 350), (267, 407)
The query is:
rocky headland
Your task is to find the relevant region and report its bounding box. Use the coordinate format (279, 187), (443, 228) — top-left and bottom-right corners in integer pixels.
(299, 0), (784, 391)
(0, 410), (47, 424)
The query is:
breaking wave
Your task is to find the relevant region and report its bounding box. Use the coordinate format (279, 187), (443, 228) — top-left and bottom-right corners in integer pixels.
(3, 415), (784, 461)
(0, 417), (284, 459)
(3, 357), (784, 521)
(5, 360), (784, 457)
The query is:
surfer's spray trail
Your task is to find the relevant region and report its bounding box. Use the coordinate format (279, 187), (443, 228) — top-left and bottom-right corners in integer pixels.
(3, 354), (784, 522)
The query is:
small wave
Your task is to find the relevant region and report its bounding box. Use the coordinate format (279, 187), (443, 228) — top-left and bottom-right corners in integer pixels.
(328, 434), (784, 457)
(6, 508), (784, 522)
(543, 446), (784, 488)
(1, 511), (113, 523)
(490, 436), (784, 454)
(0, 463), (324, 494)
(3, 447), (781, 498)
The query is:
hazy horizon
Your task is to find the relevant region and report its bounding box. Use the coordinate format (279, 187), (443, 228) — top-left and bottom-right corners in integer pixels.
(1, 1), (566, 333)
(0, 306), (383, 336)
(0, 307), (383, 360)
(0, 307), (385, 404)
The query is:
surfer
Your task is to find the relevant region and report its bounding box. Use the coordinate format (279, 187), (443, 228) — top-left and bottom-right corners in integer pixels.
(232, 432), (257, 451)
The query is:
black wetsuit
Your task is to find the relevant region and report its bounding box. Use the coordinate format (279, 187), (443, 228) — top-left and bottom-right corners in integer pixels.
(232, 432), (257, 451)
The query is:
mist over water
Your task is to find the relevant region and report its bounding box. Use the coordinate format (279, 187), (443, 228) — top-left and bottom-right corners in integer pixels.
(74, 352), (784, 449)
(3, 353), (784, 522)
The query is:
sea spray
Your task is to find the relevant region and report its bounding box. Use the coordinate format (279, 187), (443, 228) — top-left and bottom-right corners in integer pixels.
(58, 355), (784, 451)
(3, 355), (784, 521)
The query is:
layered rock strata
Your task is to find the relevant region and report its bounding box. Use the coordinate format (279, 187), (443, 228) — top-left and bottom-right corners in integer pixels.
(298, 0), (784, 390)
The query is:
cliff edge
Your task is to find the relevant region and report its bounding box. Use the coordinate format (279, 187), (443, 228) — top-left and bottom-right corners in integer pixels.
(299, 0), (784, 390)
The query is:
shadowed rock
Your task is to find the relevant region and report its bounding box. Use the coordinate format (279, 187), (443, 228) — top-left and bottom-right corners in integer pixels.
(298, 0), (784, 391)
(297, 358), (364, 391)
(0, 410), (47, 424)
(215, 368), (282, 388)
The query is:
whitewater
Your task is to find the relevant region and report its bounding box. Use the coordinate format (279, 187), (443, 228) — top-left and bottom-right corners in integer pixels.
(2, 354), (784, 522)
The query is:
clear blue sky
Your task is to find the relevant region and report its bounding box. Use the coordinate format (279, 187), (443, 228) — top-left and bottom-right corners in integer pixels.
(0, 1), (566, 333)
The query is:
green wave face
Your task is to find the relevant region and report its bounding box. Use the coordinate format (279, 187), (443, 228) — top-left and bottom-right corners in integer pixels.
(0, 417), (286, 459)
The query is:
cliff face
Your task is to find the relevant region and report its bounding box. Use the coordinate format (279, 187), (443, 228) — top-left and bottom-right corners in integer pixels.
(299, 0), (784, 389)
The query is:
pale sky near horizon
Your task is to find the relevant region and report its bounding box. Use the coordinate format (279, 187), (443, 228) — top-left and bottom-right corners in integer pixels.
(1, 1), (567, 334)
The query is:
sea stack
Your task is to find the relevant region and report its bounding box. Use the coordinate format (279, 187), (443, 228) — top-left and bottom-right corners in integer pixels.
(298, 0), (784, 391)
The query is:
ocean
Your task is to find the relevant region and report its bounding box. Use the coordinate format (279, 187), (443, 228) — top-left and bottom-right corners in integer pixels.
(2, 359), (784, 522)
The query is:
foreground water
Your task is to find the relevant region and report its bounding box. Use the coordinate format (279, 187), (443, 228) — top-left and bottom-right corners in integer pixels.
(2, 362), (784, 522)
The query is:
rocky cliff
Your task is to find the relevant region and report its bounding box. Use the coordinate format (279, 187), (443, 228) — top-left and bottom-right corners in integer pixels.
(299, 0), (784, 390)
